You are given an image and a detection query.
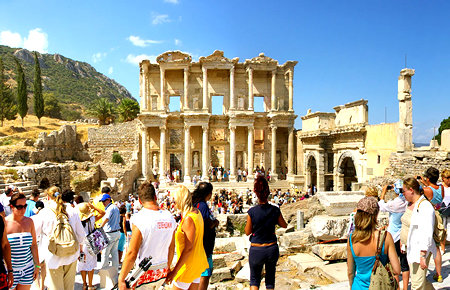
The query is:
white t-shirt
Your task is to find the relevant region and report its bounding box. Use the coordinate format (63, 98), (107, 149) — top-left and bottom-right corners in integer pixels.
(131, 208), (177, 267)
(443, 185), (450, 206)
(0, 194), (11, 216)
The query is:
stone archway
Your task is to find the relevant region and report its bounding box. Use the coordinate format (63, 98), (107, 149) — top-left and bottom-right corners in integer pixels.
(336, 151), (358, 191)
(306, 154), (317, 190)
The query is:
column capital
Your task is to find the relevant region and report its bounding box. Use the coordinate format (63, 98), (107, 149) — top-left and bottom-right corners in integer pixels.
(270, 124), (278, 131)
(247, 125), (254, 130)
(160, 67), (166, 73)
(184, 67), (189, 73)
(246, 67), (253, 74)
(202, 125), (208, 132)
(159, 125), (167, 131)
(184, 124), (191, 131)
(272, 69), (277, 75)
(202, 66), (207, 73)
(230, 66), (235, 73)
(229, 125), (236, 131)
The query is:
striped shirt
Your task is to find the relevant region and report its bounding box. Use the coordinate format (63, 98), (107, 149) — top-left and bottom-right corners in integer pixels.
(7, 232), (33, 269)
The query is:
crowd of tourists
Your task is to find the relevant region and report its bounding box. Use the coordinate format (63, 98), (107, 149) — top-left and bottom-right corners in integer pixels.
(347, 166), (450, 289)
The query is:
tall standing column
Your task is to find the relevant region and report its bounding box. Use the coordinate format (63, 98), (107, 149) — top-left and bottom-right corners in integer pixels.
(271, 125), (278, 181)
(229, 126), (236, 182)
(184, 125), (191, 183)
(140, 62), (150, 111)
(202, 125), (209, 181)
(248, 68), (254, 111)
(247, 126), (254, 182)
(229, 67), (235, 110)
(159, 126), (166, 183)
(160, 67), (166, 111)
(202, 67), (208, 111)
(288, 69), (294, 111)
(184, 67), (189, 110)
(141, 128), (148, 179)
(287, 127), (295, 178)
(271, 70), (277, 111)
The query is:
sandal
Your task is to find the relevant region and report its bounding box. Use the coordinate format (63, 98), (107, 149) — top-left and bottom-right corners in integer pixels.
(83, 284), (88, 290)
(88, 286), (96, 290)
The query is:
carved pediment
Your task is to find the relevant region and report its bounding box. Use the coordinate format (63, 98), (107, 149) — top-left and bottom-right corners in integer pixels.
(245, 53), (278, 66)
(156, 51), (192, 64)
(199, 50), (239, 64)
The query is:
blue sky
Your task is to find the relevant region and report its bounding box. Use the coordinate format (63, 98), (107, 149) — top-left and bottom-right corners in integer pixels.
(0, 0), (448, 143)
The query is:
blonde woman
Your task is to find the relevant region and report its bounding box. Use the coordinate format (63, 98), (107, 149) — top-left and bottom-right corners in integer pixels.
(346, 196), (400, 289)
(165, 185), (208, 290)
(33, 186), (85, 290)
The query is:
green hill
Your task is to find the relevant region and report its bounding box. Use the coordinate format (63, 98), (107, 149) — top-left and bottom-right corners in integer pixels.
(0, 45), (135, 120)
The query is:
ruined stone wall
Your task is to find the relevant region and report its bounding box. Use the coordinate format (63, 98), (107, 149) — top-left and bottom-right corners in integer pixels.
(87, 120), (139, 163)
(384, 151), (450, 179)
(17, 162), (71, 191)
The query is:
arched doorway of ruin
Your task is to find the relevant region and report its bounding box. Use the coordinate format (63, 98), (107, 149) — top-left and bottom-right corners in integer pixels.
(339, 156), (357, 191)
(39, 178), (50, 189)
(307, 155), (317, 189)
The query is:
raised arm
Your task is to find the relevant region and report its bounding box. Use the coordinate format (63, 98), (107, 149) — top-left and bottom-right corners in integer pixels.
(118, 225), (142, 290)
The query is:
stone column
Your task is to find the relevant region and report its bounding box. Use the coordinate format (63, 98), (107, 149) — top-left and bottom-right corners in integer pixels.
(229, 67), (235, 110)
(317, 151), (325, 192)
(202, 125), (209, 181)
(184, 67), (189, 110)
(141, 127), (148, 179)
(160, 67), (166, 111)
(270, 125), (278, 181)
(397, 68), (415, 152)
(159, 126), (166, 183)
(247, 125), (254, 182)
(287, 127), (295, 177)
(288, 69), (294, 111)
(202, 67), (208, 111)
(248, 68), (254, 111)
(271, 70), (277, 111)
(140, 62), (150, 111)
(184, 125), (191, 183)
(229, 125), (236, 182)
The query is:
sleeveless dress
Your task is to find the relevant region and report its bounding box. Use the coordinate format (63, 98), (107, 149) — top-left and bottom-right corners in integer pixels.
(174, 211), (208, 283)
(349, 233), (388, 290)
(430, 186), (443, 206)
(7, 232), (34, 288)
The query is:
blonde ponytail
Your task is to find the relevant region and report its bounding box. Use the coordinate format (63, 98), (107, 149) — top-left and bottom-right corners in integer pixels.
(47, 186), (67, 216)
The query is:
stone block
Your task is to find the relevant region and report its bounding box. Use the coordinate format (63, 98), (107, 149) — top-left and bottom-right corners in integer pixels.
(279, 228), (317, 252)
(311, 243), (347, 261)
(214, 237), (248, 255)
(310, 215), (349, 241)
(287, 253), (325, 272)
(231, 260), (242, 274)
(316, 191), (365, 216)
(210, 267), (233, 284)
(212, 255), (227, 269)
(322, 262), (348, 282)
(223, 253), (244, 263)
(99, 266), (118, 289)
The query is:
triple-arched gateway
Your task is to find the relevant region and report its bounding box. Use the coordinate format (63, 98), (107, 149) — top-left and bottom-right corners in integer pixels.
(137, 51), (415, 192)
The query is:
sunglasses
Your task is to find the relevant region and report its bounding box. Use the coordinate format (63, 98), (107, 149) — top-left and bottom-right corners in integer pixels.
(13, 204), (27, 210)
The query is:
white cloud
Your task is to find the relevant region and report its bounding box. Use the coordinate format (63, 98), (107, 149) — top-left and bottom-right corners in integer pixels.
(0, 30), (22, 47)
(164, 0), (179, 3)
(128, 35), (162, 47)
(23, 28), (48, 53)
(125, 54), (157, 66)
(108, 67), (113, 75)
(92, 52), (107, 63)
(174, 39), (182, 46)
(152, 13), (171, 25)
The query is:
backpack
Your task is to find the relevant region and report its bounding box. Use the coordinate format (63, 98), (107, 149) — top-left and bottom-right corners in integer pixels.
(48, 207), (79, 257)
(368, 230), (399, 290)
(418, 198), (446, 244)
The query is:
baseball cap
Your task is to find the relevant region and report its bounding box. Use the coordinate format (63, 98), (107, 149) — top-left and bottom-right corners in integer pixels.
(393, 179), (403, 195)
(100, 194), (111, 202)
(356, 196), (379, 215)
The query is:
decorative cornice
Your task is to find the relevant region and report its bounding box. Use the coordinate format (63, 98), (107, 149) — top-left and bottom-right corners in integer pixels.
(156, 51), (192, 64)
(199, 50), (239, 65)
(245, 53), (278, 66)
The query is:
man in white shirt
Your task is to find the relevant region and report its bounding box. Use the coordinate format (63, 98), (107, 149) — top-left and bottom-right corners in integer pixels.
(0, 186), (17, 216)
(118, 181), (176, 289)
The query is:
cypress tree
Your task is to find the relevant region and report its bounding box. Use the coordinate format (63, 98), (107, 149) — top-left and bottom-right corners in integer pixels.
(33, 52), (44, 125)
(0, 57), (17, 126)
(14, 57), (28, 127)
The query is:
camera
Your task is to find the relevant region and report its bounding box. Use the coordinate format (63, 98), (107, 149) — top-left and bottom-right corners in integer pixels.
(416, 176), (422, 180)
(387, 185), (393, 190)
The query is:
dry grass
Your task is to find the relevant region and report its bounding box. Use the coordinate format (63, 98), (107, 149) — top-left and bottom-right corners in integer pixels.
(0, 116), (97, 148)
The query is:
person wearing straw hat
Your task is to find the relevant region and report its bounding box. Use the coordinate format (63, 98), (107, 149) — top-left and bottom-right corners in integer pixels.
(77, 201), (105, 290)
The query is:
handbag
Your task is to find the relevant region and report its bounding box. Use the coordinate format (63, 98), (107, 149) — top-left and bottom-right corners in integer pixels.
(368, 230), (399, 290)
(84, 220), (109, 255)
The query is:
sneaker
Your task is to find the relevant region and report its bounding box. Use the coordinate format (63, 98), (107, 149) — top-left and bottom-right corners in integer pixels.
(433, 273), (443, 283)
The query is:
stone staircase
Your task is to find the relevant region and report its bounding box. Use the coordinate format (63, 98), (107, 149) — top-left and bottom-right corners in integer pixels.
(0, 179), (43, 198)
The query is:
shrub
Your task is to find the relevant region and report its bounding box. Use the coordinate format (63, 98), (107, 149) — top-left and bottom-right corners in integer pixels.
(112, 152), (124, 164)
(4, 169), (19, 180)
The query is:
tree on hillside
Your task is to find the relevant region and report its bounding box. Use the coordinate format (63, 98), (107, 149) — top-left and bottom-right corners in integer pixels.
(43, 92), (62, 119)
(14, 57), (28, 127)
(0, 57), (18, 126)
(87, 98), (116, 125)
(434, 116), (450, 145)
(33, 52), (44, 125)
(117, 98), (140, 122)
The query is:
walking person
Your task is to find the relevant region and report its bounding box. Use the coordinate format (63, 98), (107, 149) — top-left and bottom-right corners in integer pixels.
(24, 189), (40, 218)
(192, 182), (219, 290)
(245, 176), (287, 290)
(33, 186), (86, 290)
(77, 201), (105, 290)
(118, 205), (127, 263)
(165, 185), (208, 289)
(378, 181), (409, 290)
(346, 196), (400, 289)
(5, 193), (40, 290)
(118, 182), (176, 289)
(401, 177), (437, 289)
(98, 187), (121, 270)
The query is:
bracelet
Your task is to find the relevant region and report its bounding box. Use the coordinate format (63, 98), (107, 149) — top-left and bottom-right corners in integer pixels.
(35, 265), (41, 269)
